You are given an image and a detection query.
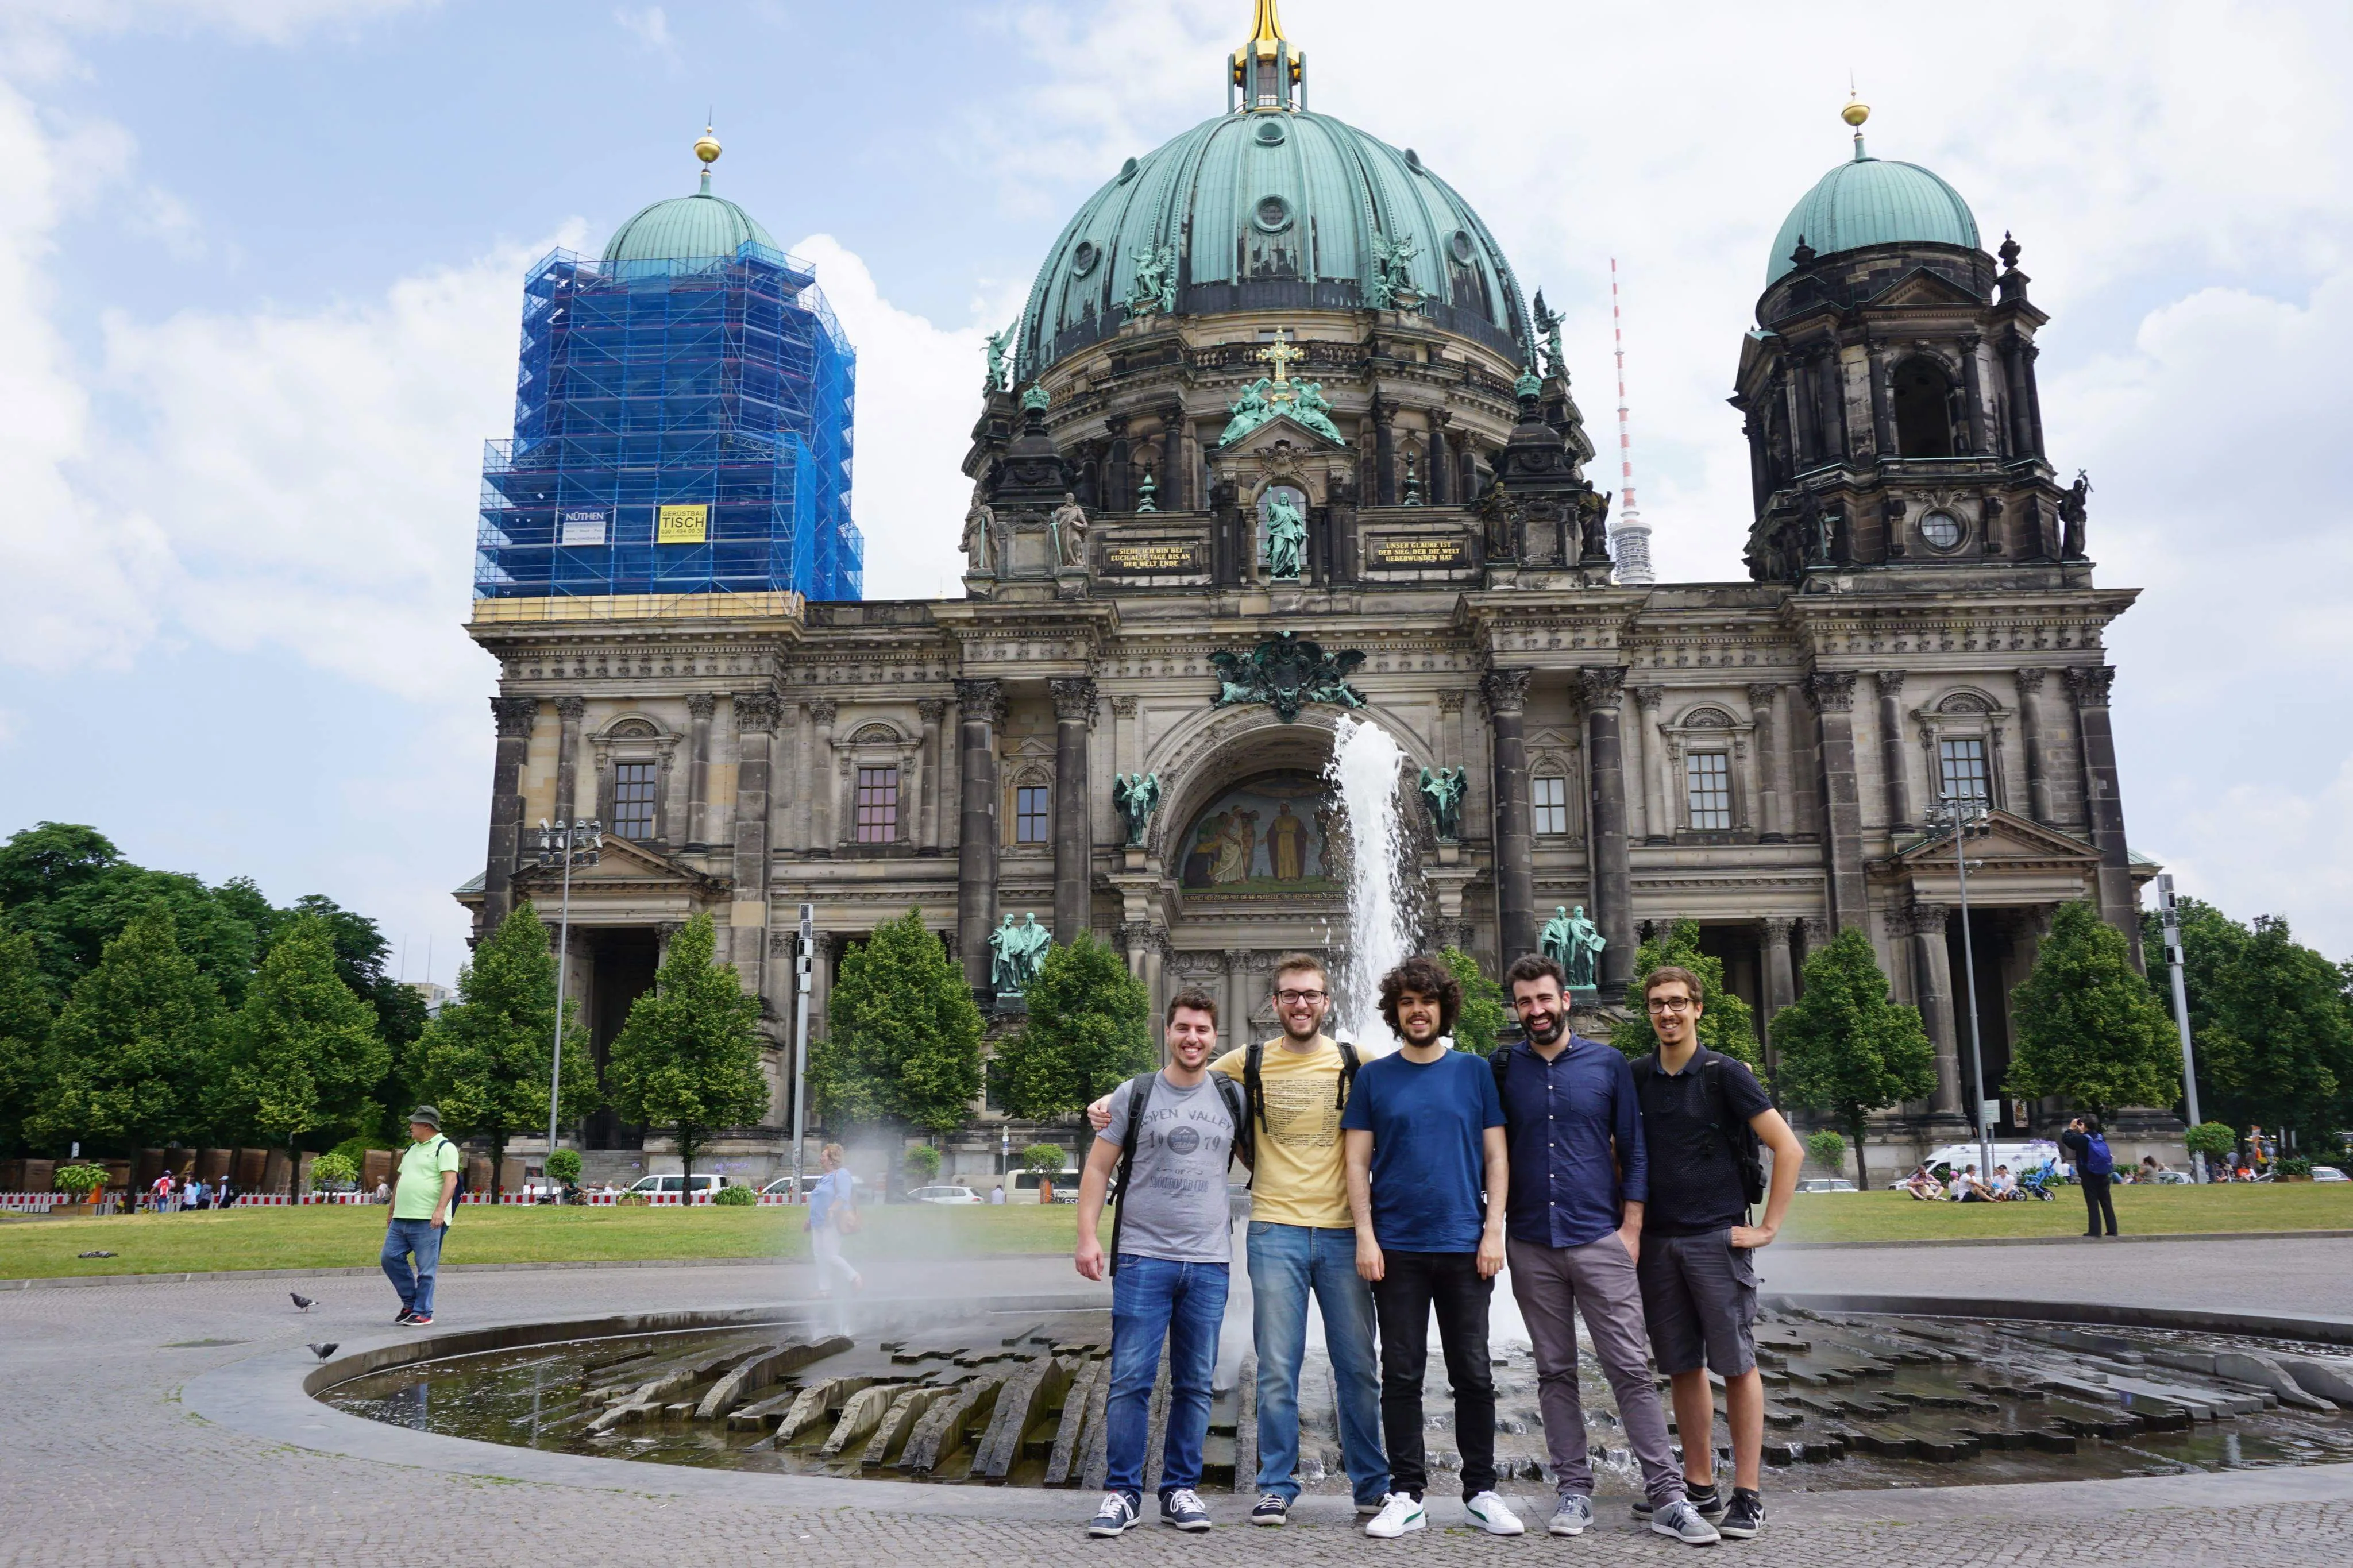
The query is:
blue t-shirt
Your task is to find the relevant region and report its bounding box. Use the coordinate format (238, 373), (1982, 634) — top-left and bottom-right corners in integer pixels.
(1338, 1047), (1505, 1252)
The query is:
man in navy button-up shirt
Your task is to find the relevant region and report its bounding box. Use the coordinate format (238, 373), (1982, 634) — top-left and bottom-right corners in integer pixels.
(1491, 956), (1709, 1544)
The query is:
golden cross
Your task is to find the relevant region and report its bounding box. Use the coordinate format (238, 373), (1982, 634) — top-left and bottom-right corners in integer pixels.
(1257, 327), (1303, 386)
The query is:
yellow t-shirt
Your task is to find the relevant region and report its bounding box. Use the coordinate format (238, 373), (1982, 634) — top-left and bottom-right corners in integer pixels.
(1212, 1036), (1355, 1230)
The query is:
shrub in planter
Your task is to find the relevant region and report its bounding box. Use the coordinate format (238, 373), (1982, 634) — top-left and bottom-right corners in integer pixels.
(2277, 1156), (2313, 1179)
(1804, 1130), (1847, 1175)
(53, 1163), (111, 1199)
(711, 1182), (756, 1206)
(615, 1189), (649, 1207)
(308, 1152), (359, 1191)
(545, 1148), (583, 1185)
(2185, 1121), (2238, 1161)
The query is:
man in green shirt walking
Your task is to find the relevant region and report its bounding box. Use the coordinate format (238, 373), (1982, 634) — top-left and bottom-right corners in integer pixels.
(383, 1105), (462, 1326)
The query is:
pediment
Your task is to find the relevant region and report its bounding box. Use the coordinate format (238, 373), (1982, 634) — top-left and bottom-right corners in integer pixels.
(1863, 267), (1986, 310)
(1889, 809), (2099, 870)
(1228, 412), (1348, 454)
(513, 833), (726, 896)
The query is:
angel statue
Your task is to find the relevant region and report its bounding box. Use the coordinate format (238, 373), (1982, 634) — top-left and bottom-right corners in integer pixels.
(1418, 766), (1466, 841)
(1113, 772), (1162, 848)
(1532, 288), (1568, 382)
(982, 327), (1012, 392)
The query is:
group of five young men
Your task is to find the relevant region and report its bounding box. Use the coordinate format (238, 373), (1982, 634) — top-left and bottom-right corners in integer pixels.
(1073, 949), (1804, 1544)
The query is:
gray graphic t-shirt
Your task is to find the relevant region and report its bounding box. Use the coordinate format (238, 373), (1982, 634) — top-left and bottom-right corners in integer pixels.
(1096, 1071), (1237, 1265)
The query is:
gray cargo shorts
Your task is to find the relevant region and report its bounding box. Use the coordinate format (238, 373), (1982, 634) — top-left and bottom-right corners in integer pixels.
(1635, 1228), (1760, 1377)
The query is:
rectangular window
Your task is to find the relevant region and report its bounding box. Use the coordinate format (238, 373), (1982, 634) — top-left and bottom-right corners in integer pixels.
(612, 762), (658, 841)
(1015, 785), (1051, 844)
(854, 766), (900, 844)
(1939, 737), (1991, 805)
(1532, 775), (1568, 836)
(1685, 752), (1733, 831)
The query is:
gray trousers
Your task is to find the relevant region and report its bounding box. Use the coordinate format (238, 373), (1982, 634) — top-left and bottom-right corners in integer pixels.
(1507, 1234), (1686, 1507)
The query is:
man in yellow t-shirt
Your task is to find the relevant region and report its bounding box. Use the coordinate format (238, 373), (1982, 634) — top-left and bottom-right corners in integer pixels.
(382, 1105), (462, 1326)
(1091, 953), (1390, 1525)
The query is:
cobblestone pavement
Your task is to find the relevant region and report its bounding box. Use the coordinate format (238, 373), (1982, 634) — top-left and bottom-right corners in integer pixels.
(6, 1243), (2353, 1567)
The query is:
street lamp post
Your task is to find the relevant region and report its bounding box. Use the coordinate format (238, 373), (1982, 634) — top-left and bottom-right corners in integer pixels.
(790, 902), (813, 1203)
(2157, 873), (2207, 1181)
(534, 819), (603, 1181)
(1927, 795), (1996, 1185)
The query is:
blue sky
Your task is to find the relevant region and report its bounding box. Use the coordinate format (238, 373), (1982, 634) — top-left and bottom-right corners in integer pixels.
(3, 0), (2352, 974)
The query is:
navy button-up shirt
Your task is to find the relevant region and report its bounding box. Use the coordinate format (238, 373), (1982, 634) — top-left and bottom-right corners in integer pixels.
(1494, 1033), (1648, 1249)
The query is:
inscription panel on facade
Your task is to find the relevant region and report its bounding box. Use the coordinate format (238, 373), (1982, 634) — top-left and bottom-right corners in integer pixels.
(1365, 532), (1474, 573)
(1105, 543), (1203, 571)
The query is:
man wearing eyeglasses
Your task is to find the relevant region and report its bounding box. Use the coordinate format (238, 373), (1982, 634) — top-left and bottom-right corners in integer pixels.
(1088, 952), (1389, 1528)
(1629, 964), (1803, 1542)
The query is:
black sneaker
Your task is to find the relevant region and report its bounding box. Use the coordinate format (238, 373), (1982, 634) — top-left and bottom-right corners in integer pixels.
(1249, 1494), (1289, 1527)
(394, 1307), (415, 1324)
(1719, 1489), (1764, 1539)
(1088, 1491), (1140, 1538)
(1633, 1482), (1719, 1521)
(406, 1313), (433, 1327)
(1160, 1488), (1211, 1532)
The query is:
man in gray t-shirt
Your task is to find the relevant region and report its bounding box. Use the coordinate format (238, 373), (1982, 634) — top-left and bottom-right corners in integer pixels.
(1075, 988), (1242, 1537)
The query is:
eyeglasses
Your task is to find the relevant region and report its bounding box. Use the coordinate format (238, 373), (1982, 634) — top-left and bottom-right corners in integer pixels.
(1645, 997), (1695, 1014)
(1275, 988), (1328, 1006)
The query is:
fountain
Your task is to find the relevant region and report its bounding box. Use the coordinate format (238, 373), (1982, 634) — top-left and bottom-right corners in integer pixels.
(1324, 715), (1419, 1049)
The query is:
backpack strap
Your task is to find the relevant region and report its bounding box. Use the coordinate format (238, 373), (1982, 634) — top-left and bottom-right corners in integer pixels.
(1212, 1074), (1255, 1174)
(1244, 1040), (1266, 1129)
(1106, 1071), (1158, 1277)
(1336, 1039), (1361, 1109)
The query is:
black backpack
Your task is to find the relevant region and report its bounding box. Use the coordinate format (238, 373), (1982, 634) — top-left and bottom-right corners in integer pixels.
(1242, 1037), (1361, 1134)
(1632, 1048), (1767, 1208)
(435, 1137), (470, 1204)
(1107, 1071), (1252, 1276)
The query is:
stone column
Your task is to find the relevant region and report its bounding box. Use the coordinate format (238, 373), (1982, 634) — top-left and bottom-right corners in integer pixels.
(2001, 333), (2037, 461)
(1817, 347), (1849, 462)
(1579, 666), (1634, 997)
(481, 696), (538, 930)
(1746, 682), (1787, 841)
(2016, 668), (2053, 824)
(809, 932), (836, 1046)
(1483, 667), (1536, 962)
(1958, 334), (1991, 455)
(1632, 685), (1669, 843)
(2065, 665), (2142, 961)
(1875, 671), (1912, 833)
(1898, 902), (1963, 1115)
(684, 693), (715, 847)
(807, 700), (838, 854)
(917, 699), (947, 851)
(1865, 341), (1895, 458)
(730, 693), (780, 990)
(551, 696), (585, 828)
(1109, 694), (1139, 778)
(1760, 917), (1798, 1074)
(1159, 404), (1185, 510)
(1050, 677), (1097, 944)
(1804, 671), (1869, 931)
(1430, 415), (1453, 506)
(955, 679), (1005, 989)
(1375, 404), (1398, 506)
(1225, 950), (1252, 1047)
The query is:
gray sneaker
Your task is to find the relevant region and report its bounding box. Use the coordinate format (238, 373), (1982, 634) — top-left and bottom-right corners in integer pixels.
(1652, 1497), (1723, 1546)
(1548, 1494), (1595, 1536)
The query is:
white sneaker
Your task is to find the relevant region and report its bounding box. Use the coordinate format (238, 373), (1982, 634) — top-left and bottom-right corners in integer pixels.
(1465, 1492), (1525, 1536)
(1364, 1492), (1427, 1538)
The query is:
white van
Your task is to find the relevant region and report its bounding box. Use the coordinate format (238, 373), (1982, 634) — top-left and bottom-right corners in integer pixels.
(625, 1173), (726, 1198)
(1010, 1169), (1079, 1202)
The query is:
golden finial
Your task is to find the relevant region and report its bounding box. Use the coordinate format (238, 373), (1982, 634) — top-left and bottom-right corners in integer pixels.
(1842, 79), (1869, 160)
(695, 124), (722, 165)
(1250, 0), (1287, 47)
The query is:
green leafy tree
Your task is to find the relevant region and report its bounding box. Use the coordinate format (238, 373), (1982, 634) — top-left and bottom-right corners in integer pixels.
(904, 1144), (943, 1183)
(1438, 947), (1509, 1057)
(1771, 927), (1936, 1190)
(0, 823), (265, 1007)
(0, 916), (56, 1156)
(28, 906), (226, 1154)
(2177, 911), (2352, 1145)
(1804, 1129), (1847, 1174)
(413, 903), (599, 1201)
(605, 912), (769, 1189)
(992, 933), (1151, 1119)
(2184, 1121), (2237, 1163)
(309, 1150), (359, 1190)
(2007, 900), (2180, 1115)
(545, 1147), (583, 1185)
(1627, 918), (1763, 1073)
(812, 909), (984, 1135)
(220, 915), (390, 1194)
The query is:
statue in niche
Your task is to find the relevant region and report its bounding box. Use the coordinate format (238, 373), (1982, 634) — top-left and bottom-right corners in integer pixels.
(1124, 244), (1178, 319)
(1263, 491), (1308, 580)
(1112, 772), (1162, 848)
(1418, 766), (1466, 841)
(1541, 905), (1606, 992)
(2059, 470), (2091, 558)
(989, 912), (1052, 995)
(961, 499), (997, 573)
(1050, 492), (1090, 568)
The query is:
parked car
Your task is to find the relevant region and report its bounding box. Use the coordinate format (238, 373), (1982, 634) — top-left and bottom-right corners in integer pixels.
(907, 1185), (982, 1205)
(1795, 1177), (1858, 1193)
(624, 1173), (726, 1198)
(759, 1173), (822, 1198)
(2313, 1165), (2350, 1183)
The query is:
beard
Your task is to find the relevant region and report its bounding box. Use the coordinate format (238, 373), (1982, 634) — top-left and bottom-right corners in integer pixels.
(1523, 1009), (1567, 1046)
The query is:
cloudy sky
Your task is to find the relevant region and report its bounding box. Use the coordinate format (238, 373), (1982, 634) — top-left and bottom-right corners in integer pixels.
(2, 0), (2349, 972)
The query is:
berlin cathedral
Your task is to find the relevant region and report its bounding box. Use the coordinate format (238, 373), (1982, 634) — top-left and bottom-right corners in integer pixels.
(461, 4), (2154, 1180)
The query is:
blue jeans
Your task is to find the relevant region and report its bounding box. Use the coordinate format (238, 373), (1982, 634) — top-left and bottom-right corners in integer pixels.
(1248, 1222), (1388, 1506)
(381, 1218), (445, 1316)
(1105, 1256), (1229, 1502)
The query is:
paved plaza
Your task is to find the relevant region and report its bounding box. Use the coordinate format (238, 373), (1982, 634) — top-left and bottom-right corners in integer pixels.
(6, 1238), (2353, 1566)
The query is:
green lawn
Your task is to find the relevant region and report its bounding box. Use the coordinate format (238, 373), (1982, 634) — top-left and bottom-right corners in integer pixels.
(0, 1202), (1080, 1281)
(1778, 1181), (2353, 1244)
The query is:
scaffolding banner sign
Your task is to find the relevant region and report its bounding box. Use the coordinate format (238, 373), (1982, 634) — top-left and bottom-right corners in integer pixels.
(657, 504), (709, 544)
(559, 509), (607, 546)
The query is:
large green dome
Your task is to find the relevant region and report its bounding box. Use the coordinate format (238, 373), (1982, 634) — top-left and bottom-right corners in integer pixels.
(1766, 152), (1980, 284)
(603, 184), (779, 266)
(1016, 107), (1532, 377)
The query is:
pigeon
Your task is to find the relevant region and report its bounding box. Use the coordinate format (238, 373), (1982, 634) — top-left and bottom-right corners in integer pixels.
(290, 1292), (317, 1311)
(77, 1249), (117, 1259)
(307, 1343), (340, 1360)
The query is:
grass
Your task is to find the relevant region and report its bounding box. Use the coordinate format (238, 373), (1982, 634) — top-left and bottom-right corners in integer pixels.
(1778, 1180), (2353, 1244)
(0, 1202), (1080, 1281)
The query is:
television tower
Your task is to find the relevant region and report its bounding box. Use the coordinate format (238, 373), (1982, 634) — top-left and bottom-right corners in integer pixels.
(1608, 257), (1655, 584)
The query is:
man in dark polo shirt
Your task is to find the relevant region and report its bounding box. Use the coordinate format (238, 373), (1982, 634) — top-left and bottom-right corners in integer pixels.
(1630, 963), (1804, 1541)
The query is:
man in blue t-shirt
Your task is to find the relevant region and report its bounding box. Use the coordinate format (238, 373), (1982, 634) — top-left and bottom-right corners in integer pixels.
(1340, 955), (1521, 1539)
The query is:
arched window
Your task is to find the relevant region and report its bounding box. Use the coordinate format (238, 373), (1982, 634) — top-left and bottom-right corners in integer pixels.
(1891, 358), (1956, 458)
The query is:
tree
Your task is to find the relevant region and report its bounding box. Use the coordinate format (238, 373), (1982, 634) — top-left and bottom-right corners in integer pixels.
(28, 905), (226, 1154)
(904, 1144), (943, 1183)
(1438, 947), (1509, 1057)
(2007, 900), (2180, 1116)
(0, 824), (264, 1009)
(413, 902), (599, 1201)
(1770, 927), (1937, 1190)
(811, 909), (984, 1136)
(1627, 918), (1764, 1072)
(1022, 1142), (1067, 1174)
(1804, 1129), (1847, 1175)
(2185, 1121), (2237, 1164)
(0, 916), (55, 1157)
(605, 912), (769, 1189)
(2160, 906), (2353, 1146)
(992, 933), (1151, 1120)
(219, 915), (390, 1195)
(309, 1150), (359, 1191)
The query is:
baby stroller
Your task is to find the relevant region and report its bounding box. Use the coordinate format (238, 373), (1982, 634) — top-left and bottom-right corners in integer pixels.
(2012, 1160), (2061, 1202)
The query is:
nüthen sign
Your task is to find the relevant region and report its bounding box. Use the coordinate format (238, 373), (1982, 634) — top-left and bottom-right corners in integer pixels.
(1103, 543), (1202, 572)
(1369, 536), (1468, 567)
(560, 509), (607, 546)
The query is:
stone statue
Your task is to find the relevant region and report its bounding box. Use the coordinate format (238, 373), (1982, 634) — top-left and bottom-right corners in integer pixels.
(1263, 491), (1308, 580)
(1124, 244), (1178, 319)
(1218, 377), (1274, 446)
(1565, 905), (1606, 991)
(1050, 492), (1089, 569)
(1290, 380), (1344, 445)
(989, 912), (1051, 995)
(1113, 771), (1162, 848)
(1367, 234), (1421, 311)
(1540, 906), (1576, 971)
(961, 499), (996, 573)
(2059, 470), (2091, 559)
(1532, 288), (1568, 382)
(982, 327), (1010, 392)
(1418, 766), (1465, 841)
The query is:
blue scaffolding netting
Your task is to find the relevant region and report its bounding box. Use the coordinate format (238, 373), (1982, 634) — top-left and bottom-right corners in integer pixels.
(475, 242), (862, 602)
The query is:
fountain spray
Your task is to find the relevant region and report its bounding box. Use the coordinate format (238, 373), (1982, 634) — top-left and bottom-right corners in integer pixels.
(1325, 715), (1420, 1050)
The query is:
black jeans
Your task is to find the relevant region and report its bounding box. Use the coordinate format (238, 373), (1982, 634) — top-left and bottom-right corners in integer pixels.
(2081, 1173), (2118, 1235)
(1370, 1249), (1496, 1500)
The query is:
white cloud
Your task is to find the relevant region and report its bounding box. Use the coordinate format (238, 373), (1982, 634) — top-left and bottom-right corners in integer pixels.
(612, 5), (674, 54)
